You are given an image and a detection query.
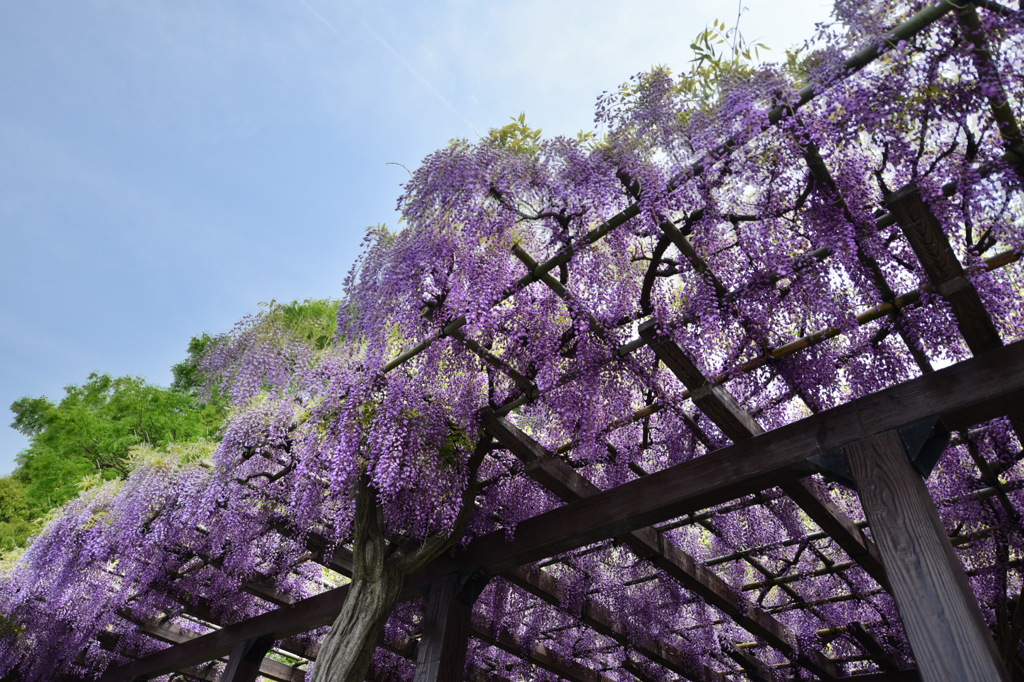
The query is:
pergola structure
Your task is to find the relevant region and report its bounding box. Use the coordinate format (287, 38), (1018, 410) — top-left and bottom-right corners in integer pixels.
(98, 344), (1024, 682)
(23, 1), (1024, 680)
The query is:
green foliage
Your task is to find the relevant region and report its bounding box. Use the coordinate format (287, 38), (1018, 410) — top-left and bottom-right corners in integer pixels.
(260, 298), (341, 350)
(690, 18), (770, 69)
(0, 478), (36, 552)
(678, 18), (770, 110)
(13, 373), (222, 478)
(488, 113), (543, 155)
(171, 333), (216, 393)
(4, 373), (225, 548)
(2, 300), (338, 552)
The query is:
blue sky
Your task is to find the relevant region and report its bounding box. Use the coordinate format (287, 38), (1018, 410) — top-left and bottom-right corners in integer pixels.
(0, 0), (833, 475)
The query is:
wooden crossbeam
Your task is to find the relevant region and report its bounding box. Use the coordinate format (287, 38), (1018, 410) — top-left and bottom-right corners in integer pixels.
(482, 410), (838, 680)
(800, 142), (935, 373)
(841, 672), (921, 682)
(121, 544), (613, 681)
(98, 585), (361, 681)
(293, 532), (639, 680)
(885, 184), (1024, 473)
(638, 320), (890, 590)
(427, 339), (1024, 578)
(886, 184), (1003, 354)
(726, 643), (780, 682)
(379, 0), (960, 376)
(470, 615), (616, 682)
(162, 569), (322, 662)
(957, 4), (1024, 161)
(222, 636), (276, 682)
(847, 622), (903, 673)
(130, 617), (303, 682)
(505, 566), (705, 680)
(95, 631), (222, 682)
(101, 339), (1024, 681)
(503, 248), (829, 676)
(512, 241), (871, 662)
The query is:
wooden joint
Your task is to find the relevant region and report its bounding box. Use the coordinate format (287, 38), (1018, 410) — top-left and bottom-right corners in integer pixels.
(898, 417), (951, 478)
(937, 275), (971, 298)
(455, 569), (491, 606)
(811, 417), (949, 488)
(808, 449), (857, 489)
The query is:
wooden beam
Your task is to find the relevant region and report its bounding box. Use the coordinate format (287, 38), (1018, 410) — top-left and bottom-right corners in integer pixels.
(885, 184), (1003, 354)
(102, 340), (1024, 681)
(845, 431), (1009, 682)
(425, 339), (1024, 579)
(799, 145), (935, 373)
(130, 617), (303, 682)
(222, 636), (276, 682)
(413, 574), (475, 682)
(482, 411), (837, 679)
(470, 615), (616, 682)
(844, 672), (921, 682)
(956, 3), (1024, 162)
(639, 320), (890, 590)
(159, 575), (321, 662)
(505, 566), (706, 680)
(847, 622), (903, 673)
(110, 554), (602, 682)
(885, 183), (1024, 473)
(99, 585), (355, 681)
(379, 0), (959, 375)
(95, 630), (223, 682)
(725, 644), (780, 682)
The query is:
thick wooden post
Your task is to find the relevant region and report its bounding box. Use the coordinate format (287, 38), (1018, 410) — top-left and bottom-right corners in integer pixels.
(220, 636), (274, 682)
(844, 430), (1008, 682)
(413, 572), (486, 682)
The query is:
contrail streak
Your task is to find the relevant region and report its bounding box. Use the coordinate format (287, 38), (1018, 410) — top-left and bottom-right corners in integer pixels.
(294, 0), (478, 137)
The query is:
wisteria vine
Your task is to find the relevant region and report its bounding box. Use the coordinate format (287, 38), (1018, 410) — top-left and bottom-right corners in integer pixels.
(3, 1), (1024, 679)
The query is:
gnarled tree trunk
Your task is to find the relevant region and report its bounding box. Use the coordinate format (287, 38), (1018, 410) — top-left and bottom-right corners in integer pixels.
(312, 442), (487, 681)
(311, 480), (404, 682)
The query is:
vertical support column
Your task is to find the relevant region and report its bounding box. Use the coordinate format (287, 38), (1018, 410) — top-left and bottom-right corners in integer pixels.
(220, 635), (274, 682)
(844, 430), (1008, 682)
(413, 571), (489, 682)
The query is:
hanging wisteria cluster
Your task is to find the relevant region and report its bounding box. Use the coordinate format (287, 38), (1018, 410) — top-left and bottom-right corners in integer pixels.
(3, 0), (1024, 679)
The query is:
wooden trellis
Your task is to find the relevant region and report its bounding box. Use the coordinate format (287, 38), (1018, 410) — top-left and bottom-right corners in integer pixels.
(68, 1), (1024, 681)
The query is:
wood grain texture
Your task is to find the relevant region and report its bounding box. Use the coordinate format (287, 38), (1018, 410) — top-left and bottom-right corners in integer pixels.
(412, 575), (472, 682)
(845, 431), (1008, 682)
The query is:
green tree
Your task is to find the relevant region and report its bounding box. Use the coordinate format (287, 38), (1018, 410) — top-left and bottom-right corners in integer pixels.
(0, 477), (35, 551)
(8, 373), (224, 518)
(171, 333), (217, 393)
(2, 300), (336, 550)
